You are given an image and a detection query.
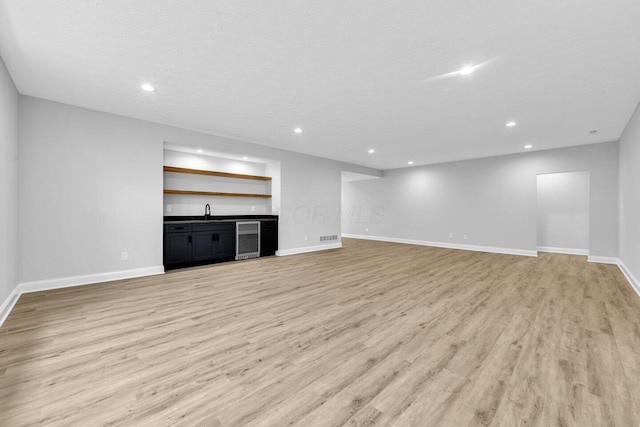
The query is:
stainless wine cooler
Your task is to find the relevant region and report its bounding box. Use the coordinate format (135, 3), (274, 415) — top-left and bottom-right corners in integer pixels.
(236, 221), (260, 260)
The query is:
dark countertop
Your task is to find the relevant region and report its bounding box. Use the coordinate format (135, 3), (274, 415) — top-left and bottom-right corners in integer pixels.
(164, 215), (278, 224)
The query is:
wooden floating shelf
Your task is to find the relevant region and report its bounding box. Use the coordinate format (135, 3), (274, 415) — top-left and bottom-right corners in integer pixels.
(163, 166), (271, 181)
(164, 189), (272, 198)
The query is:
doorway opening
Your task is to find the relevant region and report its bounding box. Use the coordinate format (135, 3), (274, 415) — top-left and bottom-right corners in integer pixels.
(536, 171), (590, 255)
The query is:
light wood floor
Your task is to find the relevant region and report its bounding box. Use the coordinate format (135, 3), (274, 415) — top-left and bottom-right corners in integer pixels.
(1, 238), (640, 426)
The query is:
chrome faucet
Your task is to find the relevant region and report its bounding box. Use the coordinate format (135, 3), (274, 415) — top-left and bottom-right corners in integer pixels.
(204, 204), (211, 220)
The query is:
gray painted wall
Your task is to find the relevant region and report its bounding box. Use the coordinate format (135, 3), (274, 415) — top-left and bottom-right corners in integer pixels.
(0, 57), (19, 305)
(19, 97), (165, 283)
(619, 102), (640, 282)
(18, 96), (378, 284)
(343, 142), (619, 257)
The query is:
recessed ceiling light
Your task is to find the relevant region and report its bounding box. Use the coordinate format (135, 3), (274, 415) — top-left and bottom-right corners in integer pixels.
(196, 148), (203, 153)
(524, 144), (533, 149)
(141, 83), (156, 92)
(589, 129), (599, 134)
(368, 149), (375, 154)
(408, 161), (414, 165)
(242, 156), (248, 160)
(294, 127), (303, 134)
(427, 61), (491, 81)
(506, 121), (517, 127)
(459, 65), (476, 76)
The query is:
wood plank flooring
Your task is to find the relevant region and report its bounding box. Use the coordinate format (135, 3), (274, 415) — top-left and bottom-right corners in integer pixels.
(1, 238), (640, 426)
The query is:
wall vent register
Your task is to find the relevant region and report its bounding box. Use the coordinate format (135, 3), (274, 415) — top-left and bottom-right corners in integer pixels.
(236, 221), (260, 260)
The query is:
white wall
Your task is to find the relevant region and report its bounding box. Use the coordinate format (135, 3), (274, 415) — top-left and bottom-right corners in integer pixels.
(265, 161), (282, 216)
(18, 96), (379, 285)
(0, 56), (19, 315)
(619, 101), (640, 287)
(343, 142), (619, 258)
(536, 172), (589, 253)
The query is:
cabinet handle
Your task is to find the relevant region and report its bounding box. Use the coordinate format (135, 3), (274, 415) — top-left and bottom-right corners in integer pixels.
(188, 235), (192, 243)
(212, 234), (216, 242)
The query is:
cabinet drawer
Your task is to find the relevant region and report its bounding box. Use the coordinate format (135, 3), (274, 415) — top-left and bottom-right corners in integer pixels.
(192, 222), (235, 232)
(165, 224), (192, 233)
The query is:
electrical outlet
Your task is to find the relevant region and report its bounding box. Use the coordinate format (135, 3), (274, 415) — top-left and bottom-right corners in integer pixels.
(463, 234), (468, 240)
(365, 228), (369, 232)
(166, 205), (172, 212)
(121, 251), (128, 260)
(304, 235), (308, 241)
(449, 233), (454, 239)
(251, 206), (256, 212)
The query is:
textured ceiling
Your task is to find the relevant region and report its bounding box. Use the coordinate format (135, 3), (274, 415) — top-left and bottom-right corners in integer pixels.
(1, 0), (639, 169)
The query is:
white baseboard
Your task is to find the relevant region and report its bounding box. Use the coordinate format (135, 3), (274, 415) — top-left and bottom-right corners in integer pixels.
(0, 266), (165, 328)
(587, 256), (620, 265)
(277, 242), (343, 256)
(618, 262), (640, 298)
(342, 234), (537, 257)
(0, 284), (21, 328)
(537, 246), (589, 256)
(19, 266), (165, 294)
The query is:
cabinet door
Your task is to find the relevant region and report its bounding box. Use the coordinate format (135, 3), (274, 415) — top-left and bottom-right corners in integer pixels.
(260, 221), (278, 257)
(164, 232), (192, 265)
(215, 226), (236, 260)
(192, 231), (216, 261)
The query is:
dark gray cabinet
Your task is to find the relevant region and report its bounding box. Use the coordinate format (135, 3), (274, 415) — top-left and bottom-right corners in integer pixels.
(164, 218), (277, 269)
(260, 220), (278, 257)
(192, 230), (214, 261)
(192, 223), (235, 262)
(217, 226), (236, 259)
(164, 222), (235, 268)
(164, 224), (193, 265)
